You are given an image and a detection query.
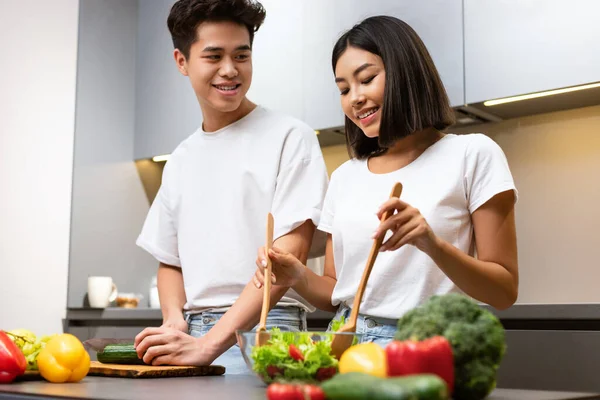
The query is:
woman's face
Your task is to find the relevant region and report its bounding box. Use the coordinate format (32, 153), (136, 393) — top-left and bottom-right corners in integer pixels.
(334, 46), (386, 138)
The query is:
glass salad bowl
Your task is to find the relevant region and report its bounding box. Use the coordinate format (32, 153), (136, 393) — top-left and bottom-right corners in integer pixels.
(236, 329), (362, 384)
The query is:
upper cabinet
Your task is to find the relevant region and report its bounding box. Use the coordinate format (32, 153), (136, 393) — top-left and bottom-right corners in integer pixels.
(248, 0), (346, 130)
(300, 0), (346, 130)
(246, 1), (305, 122)
(134, 0), (464, 158)
(135, 0), (201, 160)
(464, 0), (600, 104)
(302, 0), (465, 130)
(250, 0), (465, 131)
(130, 0), (600, 158)
(339, 0), (465, 108)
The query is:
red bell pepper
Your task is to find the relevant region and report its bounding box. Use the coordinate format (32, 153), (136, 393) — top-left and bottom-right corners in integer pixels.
(0, 330), (27, 383)
(386, 336), (454, 393)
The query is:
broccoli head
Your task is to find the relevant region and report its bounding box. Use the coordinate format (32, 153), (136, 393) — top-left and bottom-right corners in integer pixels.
(394, 293), (506, 400)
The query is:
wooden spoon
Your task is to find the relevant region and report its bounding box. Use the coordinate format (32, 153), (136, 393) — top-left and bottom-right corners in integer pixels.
(330, 182), (403, 359)
(256, 212), (275, 347)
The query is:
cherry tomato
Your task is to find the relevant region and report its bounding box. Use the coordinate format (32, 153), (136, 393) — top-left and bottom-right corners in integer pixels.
(315, 366), (337, 381)
(266, 383), (303, 400)
(266, 365), (284, 379)
(288, 344), (304, 361)
(301, 384), (326, 400)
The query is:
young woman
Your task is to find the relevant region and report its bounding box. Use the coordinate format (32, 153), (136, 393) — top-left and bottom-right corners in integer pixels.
(254, 16), (519, 345)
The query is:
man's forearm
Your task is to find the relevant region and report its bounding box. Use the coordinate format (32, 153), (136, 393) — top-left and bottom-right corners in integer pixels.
(157, 263), (187, 322)
(203, 282), (288, 353)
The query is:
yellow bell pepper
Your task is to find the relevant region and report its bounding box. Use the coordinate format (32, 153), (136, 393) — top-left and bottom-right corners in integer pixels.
(339, 342), (388, 378)
(37, 334), (90, 383)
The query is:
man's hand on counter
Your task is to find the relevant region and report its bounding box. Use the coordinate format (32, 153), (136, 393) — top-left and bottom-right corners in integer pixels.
(133, 327), (218, 366)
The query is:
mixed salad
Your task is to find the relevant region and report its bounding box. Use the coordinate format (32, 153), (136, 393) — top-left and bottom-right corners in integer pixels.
(251, 318), (351, 383)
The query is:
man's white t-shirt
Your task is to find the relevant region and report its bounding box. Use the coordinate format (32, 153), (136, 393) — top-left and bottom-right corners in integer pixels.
(318, 133), (517, 319)
(137, 106), (329, 313)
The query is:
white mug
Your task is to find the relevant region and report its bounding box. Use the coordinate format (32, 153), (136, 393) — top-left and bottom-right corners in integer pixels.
(88, 276), (118, 308)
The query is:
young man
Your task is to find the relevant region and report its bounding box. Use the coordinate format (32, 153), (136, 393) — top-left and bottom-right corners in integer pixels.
(133, 0), (328, 374)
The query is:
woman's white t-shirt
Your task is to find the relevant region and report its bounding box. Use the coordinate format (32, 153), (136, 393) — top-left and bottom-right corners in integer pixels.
(137, 106), (329, 313)
(318, 133), (517, 319)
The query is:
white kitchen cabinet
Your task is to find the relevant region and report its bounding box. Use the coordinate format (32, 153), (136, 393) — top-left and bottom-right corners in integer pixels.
(301, 0), (346, 130)
(246, 0), (305, 121)
(255, 0), (465, 131)
(464, 0), (600, 104)
(134, 0), (466, 158)
(301, 0), (465, 131)
(249, 0), (346, 130)
(337, 0), (464, 107)
(386, 0), (464, 108)
(135, 0), (200, 160)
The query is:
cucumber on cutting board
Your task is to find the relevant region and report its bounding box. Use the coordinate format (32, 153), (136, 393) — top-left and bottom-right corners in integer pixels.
(96, 344), (146, 365)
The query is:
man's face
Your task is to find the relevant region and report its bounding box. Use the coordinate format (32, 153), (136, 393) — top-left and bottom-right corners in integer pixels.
(174, 21), (252, 113)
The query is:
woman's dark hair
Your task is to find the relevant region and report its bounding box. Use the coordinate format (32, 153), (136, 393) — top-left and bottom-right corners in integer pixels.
(167, 0), (266, 59)
(332, 16), (455, 159)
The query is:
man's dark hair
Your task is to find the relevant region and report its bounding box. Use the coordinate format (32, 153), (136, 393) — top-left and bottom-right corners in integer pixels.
(332, 16), (455, 160)
(167, 0), (266, 59)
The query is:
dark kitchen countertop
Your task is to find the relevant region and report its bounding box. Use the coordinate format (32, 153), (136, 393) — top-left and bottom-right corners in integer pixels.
(63, 308), (336, 331)
(64, 307), (335, 322)
(1, 375), (599, 400)
(65, 303), (600, 322)
(489, 303), (600, 320)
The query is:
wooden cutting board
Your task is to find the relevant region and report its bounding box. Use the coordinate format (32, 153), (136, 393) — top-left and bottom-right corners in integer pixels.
(87, 361), (226, 378)
(16, 362), (225, 380)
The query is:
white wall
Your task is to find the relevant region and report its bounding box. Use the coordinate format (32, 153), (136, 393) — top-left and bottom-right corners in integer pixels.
(454, 105), (600, 304)
(0, 0), (79, 334)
